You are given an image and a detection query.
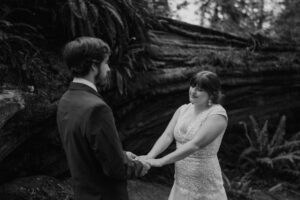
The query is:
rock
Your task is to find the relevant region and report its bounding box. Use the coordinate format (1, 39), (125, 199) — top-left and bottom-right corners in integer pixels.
(0, 90), (25, 130)
(0, 176), (170, 200)
(0, 175), (73, 200)
(252, 187), (300, 200)
(128, 180), (170, 200)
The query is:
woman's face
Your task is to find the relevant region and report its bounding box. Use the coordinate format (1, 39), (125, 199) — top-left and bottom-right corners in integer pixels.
(189, 86), (210, 105)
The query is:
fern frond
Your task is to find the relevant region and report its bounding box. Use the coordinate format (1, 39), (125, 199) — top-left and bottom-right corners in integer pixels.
(11, 22), (38, 33)
(249, 115), (260, 143)
(86, 1), (99, 25)
(95, 0), (124, 29)
(0, 19), (12, 27)
(257, 157), (274, 168)
(5, 35), (37, 50)
(240, 168), (256, 183)
(279, 169), (300, 178)
(269, 141), (300, 156)
(239, 121), (254, 147)
(259, 120), (269, 152)
(290, 130), (300, 141)
(239, 147), (258, 161)
(222, 171), (231, 190)
(270, 115), (286, 147)
(116, 70), (124, 95)
(272, 152), (300, 164)
(68, 0), (88, 19)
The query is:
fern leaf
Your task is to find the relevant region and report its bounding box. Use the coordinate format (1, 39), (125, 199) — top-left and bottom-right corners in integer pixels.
(249, 115), (260, 145)
(70, 13), (76, 37)
(270, 141), (300, 156)
(116, 70), (124, 95)
(272, 153), (300, 164)
(104, 11), (117, 46)
(257, 157), (274, 168)
(6, 35), (37, 50)
(86, 1), (99, 25)
(78, 0), (88, 20)
(68, 0), (88, 20)
(279, 169), (300, 178)
(96, 0), (124, 29)
(222, 171), (231, 190)
(270, 115), (286, 147)
(240, 168), (256, 183)
(12, 23), (38, 33)
(239, 147), (258, 162)
(259, 120), (269, 152)
(0, 20), (12, 27)
(68, 0), (82, 19)
(290, 130), (300, 141)
(124, 67), (133, 78)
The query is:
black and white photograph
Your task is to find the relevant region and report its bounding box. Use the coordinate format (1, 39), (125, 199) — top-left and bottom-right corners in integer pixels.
(0, 0), (299, 200)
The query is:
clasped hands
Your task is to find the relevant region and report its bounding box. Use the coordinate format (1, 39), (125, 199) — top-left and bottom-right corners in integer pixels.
(126, 151), (164, 177)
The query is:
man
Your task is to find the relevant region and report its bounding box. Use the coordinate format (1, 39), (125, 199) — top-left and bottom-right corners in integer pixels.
(57, 37), (150, 200)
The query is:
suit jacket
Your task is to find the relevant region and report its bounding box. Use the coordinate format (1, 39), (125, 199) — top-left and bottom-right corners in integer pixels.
(57, 83), (142, 200)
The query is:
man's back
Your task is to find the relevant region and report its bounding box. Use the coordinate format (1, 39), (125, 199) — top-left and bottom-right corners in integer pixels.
(57, 83), (128, 200)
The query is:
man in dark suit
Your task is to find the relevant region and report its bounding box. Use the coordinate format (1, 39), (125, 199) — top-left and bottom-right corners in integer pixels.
(57, 37), (150, 200)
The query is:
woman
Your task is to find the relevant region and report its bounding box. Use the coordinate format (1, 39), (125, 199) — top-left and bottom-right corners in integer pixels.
(140, 71), (228, 200)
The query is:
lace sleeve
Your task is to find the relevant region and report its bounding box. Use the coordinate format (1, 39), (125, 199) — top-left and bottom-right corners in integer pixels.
(208, 105), (228, 121)
(178, 103), (190, 117)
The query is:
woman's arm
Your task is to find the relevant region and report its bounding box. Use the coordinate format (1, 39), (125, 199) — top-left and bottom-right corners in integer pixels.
(145, 106), (182, 159)
(148, 114), (227, 167)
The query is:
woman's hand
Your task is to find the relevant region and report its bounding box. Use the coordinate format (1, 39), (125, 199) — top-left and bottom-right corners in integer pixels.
(137, 155), (151, 161)
(146, 158), (164, 167)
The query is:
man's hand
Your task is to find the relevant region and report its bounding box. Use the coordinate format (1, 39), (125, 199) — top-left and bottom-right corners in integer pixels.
(138, 159), (151, 176)
(124, 152), (151, 177)
(126, 151), (137, 160)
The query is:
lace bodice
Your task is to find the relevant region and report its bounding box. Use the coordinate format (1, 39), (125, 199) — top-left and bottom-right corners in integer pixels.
(174, 103), (227, 157)
(169, 103), (228, 200)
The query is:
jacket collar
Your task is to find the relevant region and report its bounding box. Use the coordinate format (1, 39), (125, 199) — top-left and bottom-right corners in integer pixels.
(73, 77), (98, 92)
(69, 82), (103, 99)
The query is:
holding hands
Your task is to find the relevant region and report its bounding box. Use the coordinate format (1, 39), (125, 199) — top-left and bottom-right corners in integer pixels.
(125, 151), (151, 177)
(135, 155), (164, 168)
(125, 151), (165, 178)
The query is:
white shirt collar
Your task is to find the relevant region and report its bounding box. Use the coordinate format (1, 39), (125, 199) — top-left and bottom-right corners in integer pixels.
(72, 78), (98, 92)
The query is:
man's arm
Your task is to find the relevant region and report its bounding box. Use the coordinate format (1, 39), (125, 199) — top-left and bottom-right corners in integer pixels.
(85, 105), (146, 179)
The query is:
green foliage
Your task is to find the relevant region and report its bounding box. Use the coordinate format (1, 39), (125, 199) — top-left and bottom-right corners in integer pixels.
(0, 10), (43, 87)
(223, 171), (254, 200)
(61, 0), (154, 94)
(273, 0), (300, 43)
(0, 0), (155, 95)
(172, 0), (297, 40)
(239, 115), (300, 181)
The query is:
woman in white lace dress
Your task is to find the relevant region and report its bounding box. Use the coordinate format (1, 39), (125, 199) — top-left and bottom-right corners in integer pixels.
(141, 71), (228, 200)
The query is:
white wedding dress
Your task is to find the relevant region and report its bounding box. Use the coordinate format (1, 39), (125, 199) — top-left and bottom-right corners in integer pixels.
(169, 103), (228, 200)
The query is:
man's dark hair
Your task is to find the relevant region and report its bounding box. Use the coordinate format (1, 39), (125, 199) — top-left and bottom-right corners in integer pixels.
(63, 37), (111, 77)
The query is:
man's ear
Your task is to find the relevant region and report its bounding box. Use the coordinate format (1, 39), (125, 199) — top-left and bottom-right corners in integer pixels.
(91, 63), (98, 73)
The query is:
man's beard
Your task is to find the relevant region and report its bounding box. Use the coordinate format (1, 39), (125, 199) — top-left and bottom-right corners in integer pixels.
(95, 71), (111, 91)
